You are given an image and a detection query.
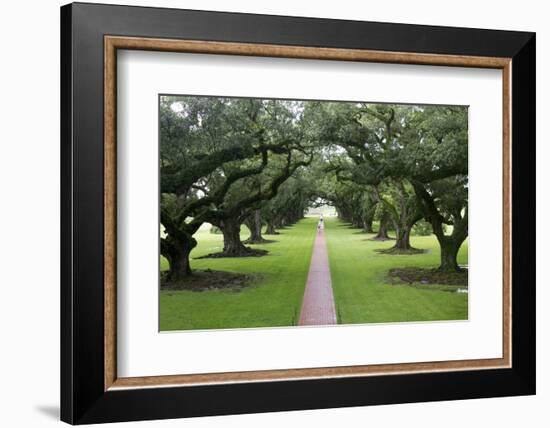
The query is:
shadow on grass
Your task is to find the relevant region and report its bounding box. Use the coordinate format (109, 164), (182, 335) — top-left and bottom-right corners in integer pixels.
(365, 236), (395, 242)
(197, 248), (269, 259)
(335, 222), (354, 228)
(161, 269), (262, 292)
(387, 266), (468, 290)
(375, 247), (428, 255)
(243, 238), (278, 245)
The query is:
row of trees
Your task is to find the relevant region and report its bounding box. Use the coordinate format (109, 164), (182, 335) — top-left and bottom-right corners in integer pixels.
(160, 97), (314, 280)
(311, 102), (468, 269)
(160, 96), (468, 282)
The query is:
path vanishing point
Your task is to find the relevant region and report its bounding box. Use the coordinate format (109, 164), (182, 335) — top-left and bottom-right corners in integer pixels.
(298, 227), (337, 326)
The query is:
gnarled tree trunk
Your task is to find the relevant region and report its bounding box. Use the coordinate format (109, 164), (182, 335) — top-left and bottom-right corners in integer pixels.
(376, 179), (422, 252)
(438, 237), (462, 271)
(161, 232), (197, 281)
(412, 180), (468, 272)
(244, 210), (266, 243)
(362, 218), (374, 233)
(373, 210), (391, 240)
(219, 217), (250, 256)
(265, 221), (278, 235)
(392, 224), (413, 250)
(388, 212), (422, 252)
(433, 209), (467, 272)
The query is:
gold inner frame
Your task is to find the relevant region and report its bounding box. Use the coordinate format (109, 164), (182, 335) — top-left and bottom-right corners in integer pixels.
(104, 35), (512, 391)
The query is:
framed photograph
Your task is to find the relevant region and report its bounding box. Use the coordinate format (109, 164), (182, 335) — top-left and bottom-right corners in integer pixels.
(61, 2), (535, 424)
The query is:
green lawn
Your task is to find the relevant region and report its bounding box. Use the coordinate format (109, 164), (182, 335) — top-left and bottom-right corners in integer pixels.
(160, 216), (468, 331)
(325, 217), (468, 324)
(159, 218), (317, 331)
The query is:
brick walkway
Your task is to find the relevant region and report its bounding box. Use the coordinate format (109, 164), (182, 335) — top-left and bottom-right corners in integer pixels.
(298, 228), (337, 326)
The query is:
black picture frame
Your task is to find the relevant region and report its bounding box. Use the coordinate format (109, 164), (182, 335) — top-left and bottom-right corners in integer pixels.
(61, 2), (535, 424)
